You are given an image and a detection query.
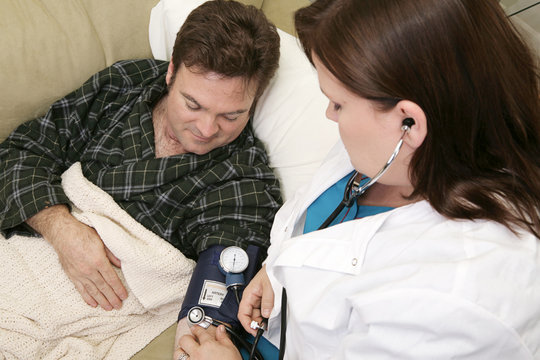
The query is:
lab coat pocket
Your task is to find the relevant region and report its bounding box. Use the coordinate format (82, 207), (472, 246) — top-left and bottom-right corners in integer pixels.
(274, 217), (387, 275)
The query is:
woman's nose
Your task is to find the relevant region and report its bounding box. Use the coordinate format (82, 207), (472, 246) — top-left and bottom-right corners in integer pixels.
(325, 102), (338, 122)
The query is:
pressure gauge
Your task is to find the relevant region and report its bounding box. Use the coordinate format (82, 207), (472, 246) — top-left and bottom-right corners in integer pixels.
(219, 246), (249, 274)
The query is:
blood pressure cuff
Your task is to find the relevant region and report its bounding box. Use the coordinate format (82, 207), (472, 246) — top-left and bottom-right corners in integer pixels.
(178, 244), (262, 328)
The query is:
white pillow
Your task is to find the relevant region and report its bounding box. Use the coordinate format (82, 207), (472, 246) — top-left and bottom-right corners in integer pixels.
(149, 0), (339, 200)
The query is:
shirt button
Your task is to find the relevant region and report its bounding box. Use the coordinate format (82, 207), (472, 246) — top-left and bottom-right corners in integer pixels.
(284, 226), (288, 232)
(351, 258), (358, 266)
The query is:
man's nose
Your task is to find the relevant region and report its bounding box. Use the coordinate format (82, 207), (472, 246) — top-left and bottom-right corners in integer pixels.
(197, 114), (219, 138)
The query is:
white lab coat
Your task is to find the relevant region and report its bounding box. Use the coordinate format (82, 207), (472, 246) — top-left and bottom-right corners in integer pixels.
(263, 141), (540, 359)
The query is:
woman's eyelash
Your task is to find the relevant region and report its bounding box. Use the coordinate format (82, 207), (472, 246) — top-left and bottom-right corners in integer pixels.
(333, 102), (342, 111)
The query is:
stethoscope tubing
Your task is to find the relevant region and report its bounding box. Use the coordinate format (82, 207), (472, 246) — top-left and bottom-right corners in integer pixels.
(278, 123), (411, 359)
(319, 125), (409, 229)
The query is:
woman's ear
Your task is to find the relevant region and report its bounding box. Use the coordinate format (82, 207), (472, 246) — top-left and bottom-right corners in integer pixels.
(395, 100), (427, 149)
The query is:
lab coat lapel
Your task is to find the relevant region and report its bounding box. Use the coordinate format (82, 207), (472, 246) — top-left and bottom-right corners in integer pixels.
(289, 141), (354, 236)
(275, 208), (395, 274)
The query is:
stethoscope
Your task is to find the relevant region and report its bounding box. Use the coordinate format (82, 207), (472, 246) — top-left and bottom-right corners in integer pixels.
(185, 118), (414, 360)
(277, 117), (415, 360)
(319, 117), (414, 228)
(186, 245), (268, 360)
(187, 305), (266, 360)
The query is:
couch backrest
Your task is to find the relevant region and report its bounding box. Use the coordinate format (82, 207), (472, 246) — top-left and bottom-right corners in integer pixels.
(0, 0), (158, 142)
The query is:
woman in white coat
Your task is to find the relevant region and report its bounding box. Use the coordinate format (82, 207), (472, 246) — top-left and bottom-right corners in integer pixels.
(178, 0), (540, 358)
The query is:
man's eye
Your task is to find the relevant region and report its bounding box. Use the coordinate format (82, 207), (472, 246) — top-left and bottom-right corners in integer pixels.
(224, 116), (239, 121)
(186, 102), (200, 110)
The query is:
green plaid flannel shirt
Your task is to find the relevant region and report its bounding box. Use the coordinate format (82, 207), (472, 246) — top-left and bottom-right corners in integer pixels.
(0, 59), (282, 259)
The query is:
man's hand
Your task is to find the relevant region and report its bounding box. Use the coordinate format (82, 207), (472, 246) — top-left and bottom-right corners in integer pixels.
(178, 325), (241, 360)
(238, 265), (274, 336)
(173, 317), (198, 360)
(26, 205), (128, 310)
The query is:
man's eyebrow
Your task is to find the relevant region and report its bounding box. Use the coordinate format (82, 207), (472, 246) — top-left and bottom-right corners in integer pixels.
(181, 92), (249, 115)
(182, 93), (206, 110)
(223, 109), (249, 116)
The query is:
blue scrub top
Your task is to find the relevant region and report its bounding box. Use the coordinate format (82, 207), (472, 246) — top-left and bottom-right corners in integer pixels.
(303, 172), (393, 233)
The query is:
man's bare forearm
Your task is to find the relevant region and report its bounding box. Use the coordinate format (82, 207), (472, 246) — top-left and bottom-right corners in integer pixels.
(26, 204), (76, 244)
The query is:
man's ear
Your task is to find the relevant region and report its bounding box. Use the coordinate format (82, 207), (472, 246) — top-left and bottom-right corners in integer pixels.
(166, 60), (175, 86)
(395, 100), (427, 149)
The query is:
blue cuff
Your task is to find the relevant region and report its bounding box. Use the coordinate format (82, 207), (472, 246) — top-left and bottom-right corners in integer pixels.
(179, 245), (262, 328)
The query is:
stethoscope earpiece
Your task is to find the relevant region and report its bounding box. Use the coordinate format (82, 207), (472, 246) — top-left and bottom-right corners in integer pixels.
(401, 117), (415, 132)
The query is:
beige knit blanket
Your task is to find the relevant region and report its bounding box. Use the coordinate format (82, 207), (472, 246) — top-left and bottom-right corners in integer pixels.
(0, 163), (195, 359)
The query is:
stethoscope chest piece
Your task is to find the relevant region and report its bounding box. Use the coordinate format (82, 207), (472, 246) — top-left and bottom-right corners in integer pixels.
(187, 306), (212, 328)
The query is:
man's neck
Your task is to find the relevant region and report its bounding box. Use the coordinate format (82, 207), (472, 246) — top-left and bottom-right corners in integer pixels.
(152, 96), (187, 158)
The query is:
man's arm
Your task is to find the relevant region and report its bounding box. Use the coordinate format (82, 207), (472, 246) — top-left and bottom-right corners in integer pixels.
(0, 64), (135, 310)
(0, 68), (108, 235)
(171, 137), (282, 351)
(26, 205), (128, 310)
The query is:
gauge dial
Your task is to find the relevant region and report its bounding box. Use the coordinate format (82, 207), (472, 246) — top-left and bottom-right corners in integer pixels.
(219, 246), (249, 273)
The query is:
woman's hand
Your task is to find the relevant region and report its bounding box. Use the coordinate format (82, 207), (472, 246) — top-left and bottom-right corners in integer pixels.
(238, 265), (274, 336)
(177, 325), (241, 360)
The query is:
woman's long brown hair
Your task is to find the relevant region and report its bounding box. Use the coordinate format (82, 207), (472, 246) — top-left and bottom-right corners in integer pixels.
(296, 0), (540, 237)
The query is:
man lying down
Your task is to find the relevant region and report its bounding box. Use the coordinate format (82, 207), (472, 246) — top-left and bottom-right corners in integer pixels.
(0, 0), (281, 357)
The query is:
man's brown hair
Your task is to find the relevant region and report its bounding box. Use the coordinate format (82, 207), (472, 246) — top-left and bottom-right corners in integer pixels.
(171, 0), (280, 115)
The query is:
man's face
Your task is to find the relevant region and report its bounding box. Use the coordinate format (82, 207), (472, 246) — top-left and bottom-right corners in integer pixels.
(163, 62), (256, 155)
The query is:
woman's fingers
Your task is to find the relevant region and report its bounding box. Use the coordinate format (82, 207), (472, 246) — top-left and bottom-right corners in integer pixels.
(238, 266), (274, 335)
(178, 325), (241, 360)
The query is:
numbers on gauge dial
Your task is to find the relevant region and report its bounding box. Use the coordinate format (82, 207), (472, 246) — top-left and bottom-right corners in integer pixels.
(219, 246), (249, 273)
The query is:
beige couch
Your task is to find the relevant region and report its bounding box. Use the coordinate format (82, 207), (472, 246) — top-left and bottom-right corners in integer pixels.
(0, 0), (310, 143)
(0, 0), (310, 358)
